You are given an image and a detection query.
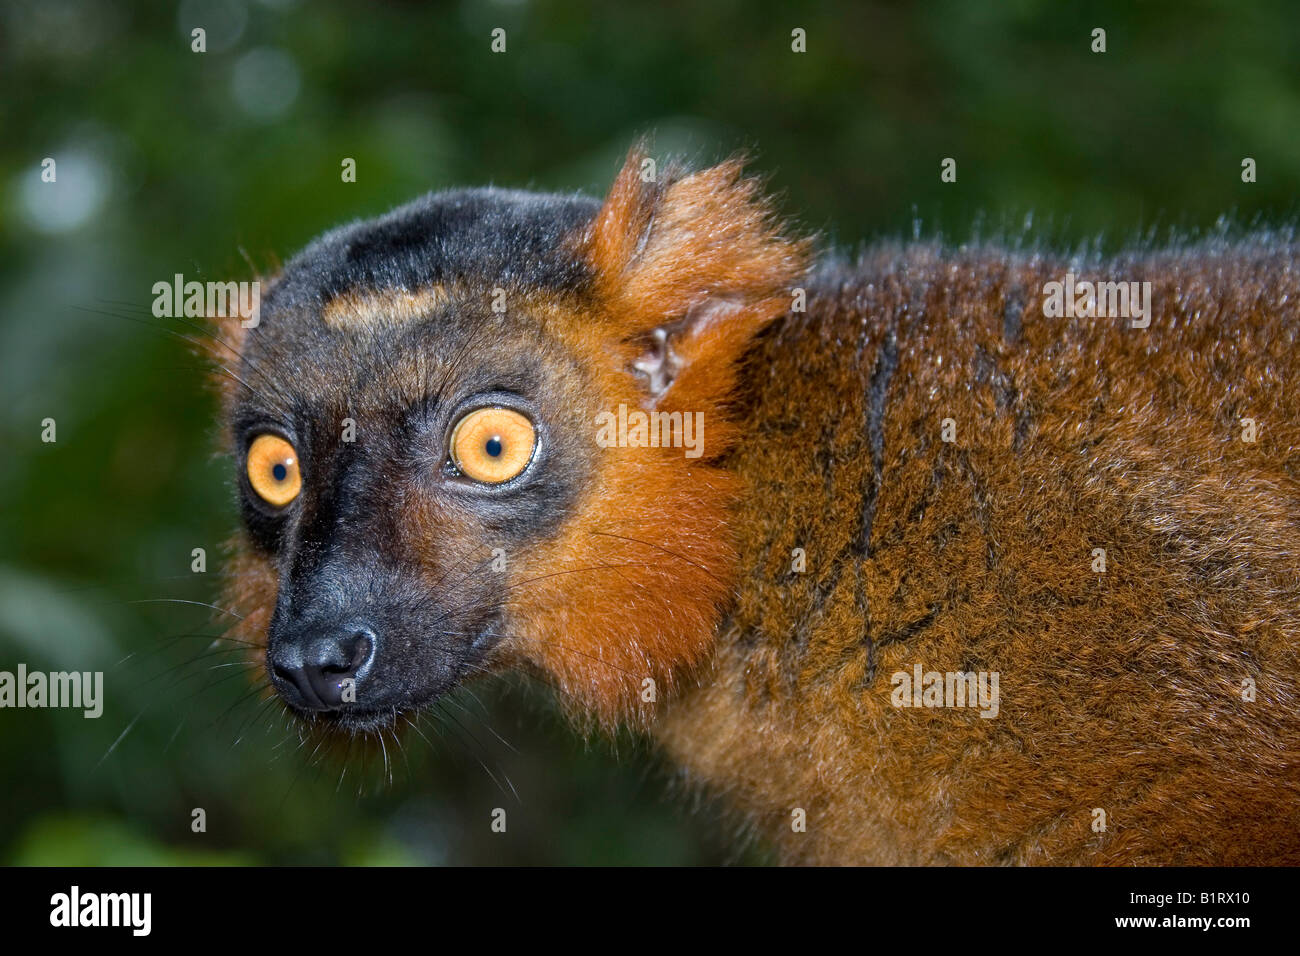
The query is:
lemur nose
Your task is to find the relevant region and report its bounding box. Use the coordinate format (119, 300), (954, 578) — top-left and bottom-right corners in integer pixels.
(271, 627), (376, 710)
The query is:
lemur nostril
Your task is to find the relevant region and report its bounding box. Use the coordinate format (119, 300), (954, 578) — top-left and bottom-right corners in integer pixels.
(348, 632), (373, 670)
(305, 627), (377, 708)
(271, 656), (325, 710)
(320, 632), (373, 676)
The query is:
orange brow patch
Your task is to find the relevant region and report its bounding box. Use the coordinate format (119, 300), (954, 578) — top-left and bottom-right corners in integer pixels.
(320, 284), (450, 330)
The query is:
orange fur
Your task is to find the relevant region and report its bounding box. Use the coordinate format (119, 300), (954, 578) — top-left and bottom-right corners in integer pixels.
(496, 149), (810, 728)
(320, 283), (450, 330)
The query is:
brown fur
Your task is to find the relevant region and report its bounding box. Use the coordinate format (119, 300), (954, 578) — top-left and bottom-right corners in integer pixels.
(654, 240), (1300, 864)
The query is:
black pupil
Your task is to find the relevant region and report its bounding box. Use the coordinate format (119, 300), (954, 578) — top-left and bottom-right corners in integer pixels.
(272, 463), (288, 482)
(485, 437), (503, 458)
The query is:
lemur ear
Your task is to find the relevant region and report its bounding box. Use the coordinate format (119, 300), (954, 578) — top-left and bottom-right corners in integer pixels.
(580, 144), (810, 408)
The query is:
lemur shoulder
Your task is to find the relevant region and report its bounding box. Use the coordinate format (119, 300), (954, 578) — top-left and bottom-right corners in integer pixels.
(212, 146), (1300, 865)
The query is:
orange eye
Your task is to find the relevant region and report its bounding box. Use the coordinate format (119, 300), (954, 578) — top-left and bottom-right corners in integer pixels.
(246, 434), (302, 507)
(450, 408), (536, 484)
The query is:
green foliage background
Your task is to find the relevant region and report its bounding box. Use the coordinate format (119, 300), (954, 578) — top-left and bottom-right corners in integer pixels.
(1, 0), (1296, 864)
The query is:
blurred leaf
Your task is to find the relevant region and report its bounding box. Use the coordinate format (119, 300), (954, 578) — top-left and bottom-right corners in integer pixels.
(9, 814), (255, 866)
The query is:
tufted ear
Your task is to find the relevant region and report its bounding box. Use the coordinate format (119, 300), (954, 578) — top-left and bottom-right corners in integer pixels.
(579, 144), (811, 411)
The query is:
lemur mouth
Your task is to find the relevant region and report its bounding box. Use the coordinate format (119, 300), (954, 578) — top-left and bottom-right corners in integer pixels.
(309, 704), (404, 734)
(271, 618), (503, 734)
(281, 691), (435, 735)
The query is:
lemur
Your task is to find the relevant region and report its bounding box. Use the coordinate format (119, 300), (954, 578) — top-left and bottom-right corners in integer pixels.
(210, 145), (1300, 865)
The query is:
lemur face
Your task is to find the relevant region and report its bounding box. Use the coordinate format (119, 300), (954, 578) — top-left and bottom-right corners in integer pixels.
(214, 149), (807, 733)
(232, 294), (598, 731)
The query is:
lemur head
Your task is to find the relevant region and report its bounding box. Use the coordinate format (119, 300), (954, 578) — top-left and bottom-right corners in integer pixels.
(212, 147), (807, 733)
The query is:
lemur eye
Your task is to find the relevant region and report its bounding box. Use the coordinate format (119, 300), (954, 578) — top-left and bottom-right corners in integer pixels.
(450, 407), (536, 484)
(246, 434), (302, 507)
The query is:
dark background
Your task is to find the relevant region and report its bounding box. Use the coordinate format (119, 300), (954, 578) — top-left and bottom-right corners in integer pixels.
(1, 0), (1295, 864)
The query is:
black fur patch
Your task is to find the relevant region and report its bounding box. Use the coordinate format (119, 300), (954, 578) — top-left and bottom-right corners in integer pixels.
(264, 188), (602, 315)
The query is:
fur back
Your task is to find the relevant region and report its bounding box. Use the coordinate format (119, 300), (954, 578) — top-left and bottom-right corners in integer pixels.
(656, 239), (1300, 864)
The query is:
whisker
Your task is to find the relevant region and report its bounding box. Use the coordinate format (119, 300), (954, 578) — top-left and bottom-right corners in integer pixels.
(589, 529), (729, 587)
(125, 598), (244, 620)
(114, 631), (255, 671)
(94, 711), (144, 773)
(132, 645), (248, 691)
(434, 699), (517, 802)
(473, 630), (646, 681)
(87, 298), (295, 411)
(442, 690), (518, 756)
